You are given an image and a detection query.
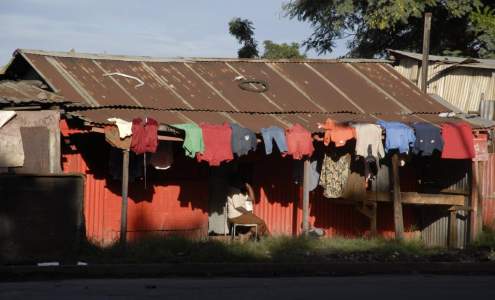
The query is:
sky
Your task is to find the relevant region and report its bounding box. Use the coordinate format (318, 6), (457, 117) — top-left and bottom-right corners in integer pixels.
(0, 0), (348, 66)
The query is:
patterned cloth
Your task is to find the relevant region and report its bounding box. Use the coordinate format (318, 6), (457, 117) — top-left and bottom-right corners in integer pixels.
(319, 153), (351, 198)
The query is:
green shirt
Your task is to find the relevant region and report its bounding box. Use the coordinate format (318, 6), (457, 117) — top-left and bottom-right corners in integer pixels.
(172, 123), (205, 158)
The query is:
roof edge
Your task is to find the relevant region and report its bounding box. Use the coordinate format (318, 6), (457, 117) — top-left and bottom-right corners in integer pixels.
(15, 49), (392, 64)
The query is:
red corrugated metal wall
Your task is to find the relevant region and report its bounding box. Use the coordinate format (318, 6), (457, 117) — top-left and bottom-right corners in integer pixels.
(61, 121), (209, 246)
(481, 154), (495, 229)
(62, 120), (429, 243)
(252, 155), (418, 238)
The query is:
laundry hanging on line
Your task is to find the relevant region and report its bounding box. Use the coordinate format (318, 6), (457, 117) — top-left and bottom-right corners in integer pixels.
(285, 123), (314, 160)
(411, 122), (444, 156)
(171, 123), (205, 158)
(196, 123), (233, 166)
(261, 126), (288, 155)
(230, 123), (257, 157)
(130, 117), (158, 154)
(319, 118), (356, 147)
(377, 121), (415, 154)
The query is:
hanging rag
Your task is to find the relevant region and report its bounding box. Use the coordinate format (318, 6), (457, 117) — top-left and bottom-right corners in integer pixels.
(441, 122), (475, 159)
(150, 142), (174, 170)
(319, 118), (356, 147)
(411, 122), (444, 156)
(130, 117), (158, 154)
(285, 123), (314, 160)
(319, 153), (351, 198)
(108, 148), (144, 182)
(172, 123), (205, 158)
(196, 123), (233, 166)
(261, 126), (288, 155)
(352, 123), (385, 159)
(104, 125), (131, 150)
(230, 123), (257, 157)
(377, 121), (415, 154)
(0, 111), (16, 128)
(107, 118), (132, 138)
(292, 160), (320, 191)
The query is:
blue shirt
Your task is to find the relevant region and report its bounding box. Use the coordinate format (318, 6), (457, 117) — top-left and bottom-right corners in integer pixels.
(377, 121), (415, 154)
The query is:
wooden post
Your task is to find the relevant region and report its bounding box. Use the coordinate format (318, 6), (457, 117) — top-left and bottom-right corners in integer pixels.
(470, 161), (483, 242)
(370, 201), (377, 237)
(391, 153), (404, 239)
(448, 208), (458, 248)
(302, 159), (310, 235)
(120, 149), (130, 246)
(476, 161), (484, 236)
(421, 12), (432, 94)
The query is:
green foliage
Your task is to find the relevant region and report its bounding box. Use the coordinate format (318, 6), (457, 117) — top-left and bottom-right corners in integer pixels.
(262, 40), (306, 59)
(470, 6), (495, 58)
(284, 0), (494, 58)
(228, 17), (259, 58)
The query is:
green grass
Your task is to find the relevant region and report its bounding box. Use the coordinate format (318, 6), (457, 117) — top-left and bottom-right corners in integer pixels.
(473, 228), (495, 250)
(79, 235), (449, 264)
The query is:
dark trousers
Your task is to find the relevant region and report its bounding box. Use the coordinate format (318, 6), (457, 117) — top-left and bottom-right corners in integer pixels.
(228, 212), (270, 236)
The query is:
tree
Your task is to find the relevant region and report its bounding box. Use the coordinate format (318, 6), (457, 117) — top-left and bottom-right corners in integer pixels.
(283, 0), (495, 58)
(262, 40), (306, 59)
(229, 18), (259, 58)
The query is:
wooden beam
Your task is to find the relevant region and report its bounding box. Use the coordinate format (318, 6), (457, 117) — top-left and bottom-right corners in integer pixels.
(119, 149), (130, 246)
(421, 12), (432, 93)
(391, 153), (404, 239)
(449, 209), (458, 248)
(366, 192), (465, 206)
(470, 161), (483, 242)
(91, 127), (184, 142)
(302, 159), (310, 235)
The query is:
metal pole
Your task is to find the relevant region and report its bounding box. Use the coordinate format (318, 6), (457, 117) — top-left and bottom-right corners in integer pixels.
(391, 153), (404, 239)
(302, 159), (310, 235)
(120, 149), (130, 246)
(421, 12), (432, 94)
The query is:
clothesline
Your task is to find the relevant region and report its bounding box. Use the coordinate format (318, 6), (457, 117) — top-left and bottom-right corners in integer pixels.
(103, 117), (479, 166)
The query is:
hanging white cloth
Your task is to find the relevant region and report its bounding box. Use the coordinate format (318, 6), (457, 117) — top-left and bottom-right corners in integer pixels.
(0, 111), (16, 128)
(107, 118), (132, 139)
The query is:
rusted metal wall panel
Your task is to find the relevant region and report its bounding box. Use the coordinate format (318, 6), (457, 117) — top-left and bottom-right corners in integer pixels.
(0, 80), (65, 104)
(420, 207), (467, 248)
(481, 154), (495, 229)
(11, 50), (456, 133)
(479, 100), (495, 120)
(394, 59), (495, 113)
(0, 174), (84, 263)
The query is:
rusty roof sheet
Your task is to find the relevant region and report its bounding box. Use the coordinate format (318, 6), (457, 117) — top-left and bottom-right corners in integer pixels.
(0, 80), (66, 105)
(6, 49), (455, 130)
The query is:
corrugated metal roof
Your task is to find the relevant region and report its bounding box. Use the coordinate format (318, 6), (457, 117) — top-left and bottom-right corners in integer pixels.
(389, 49), (495, 70)
(6, 49), (457, 131)
(0, 80), (67, 105)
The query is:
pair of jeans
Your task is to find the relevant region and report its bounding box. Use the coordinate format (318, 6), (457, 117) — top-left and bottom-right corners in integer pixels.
(261, 126), (288, 155)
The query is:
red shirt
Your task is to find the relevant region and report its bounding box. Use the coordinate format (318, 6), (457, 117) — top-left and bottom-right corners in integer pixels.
(285, 124), (314, 160)
(441, 122), (475, 159)
(130, 118), (158, 154)
(196, 123), (233, 166)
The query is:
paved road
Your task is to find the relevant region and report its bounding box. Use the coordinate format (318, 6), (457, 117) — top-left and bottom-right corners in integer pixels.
(1, 276), (494, 299)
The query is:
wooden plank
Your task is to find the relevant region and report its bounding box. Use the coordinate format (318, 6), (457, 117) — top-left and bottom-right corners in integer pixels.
(421, 12), (432, 93)
(391, 153), (404, 239)
(366, 192), (465, 206)
(119, 149), (129, 246)
(91, 127), (183, 142)
(302, 159), (310, 235)
(449, 209), (458, 248)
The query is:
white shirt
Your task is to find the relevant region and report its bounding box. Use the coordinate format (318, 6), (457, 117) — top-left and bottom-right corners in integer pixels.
(227, 191), (252, 219)
(352, 123), (385, 159)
